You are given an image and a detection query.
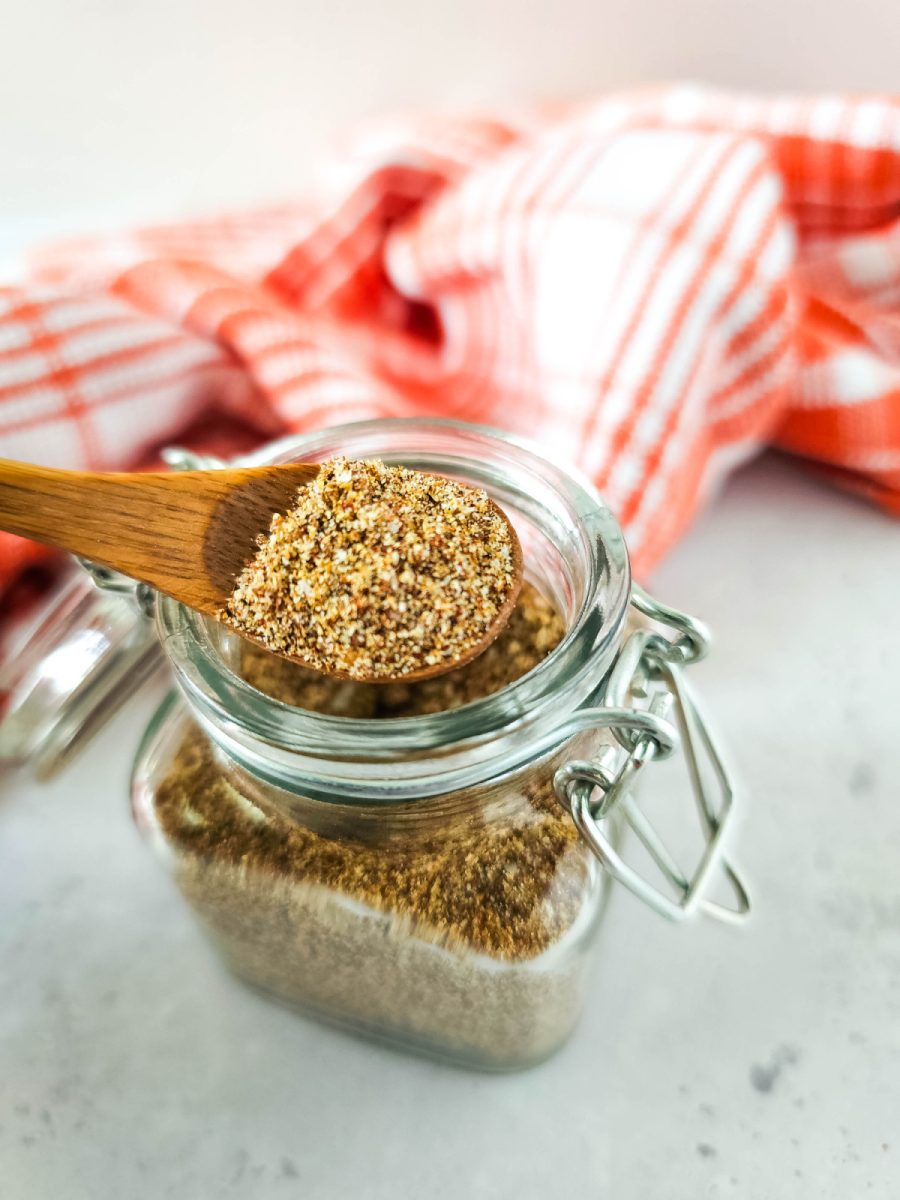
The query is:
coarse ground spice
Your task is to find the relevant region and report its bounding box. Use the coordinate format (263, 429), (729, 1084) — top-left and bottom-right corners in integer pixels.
(152, 585), (607, 1066)
(222, 457), (519, 681)
(238, 580), (565, 718)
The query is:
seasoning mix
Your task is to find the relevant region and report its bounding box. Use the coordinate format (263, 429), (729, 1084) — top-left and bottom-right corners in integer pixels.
(223, 457), (519, 681)
(146, 585), (608, 1068)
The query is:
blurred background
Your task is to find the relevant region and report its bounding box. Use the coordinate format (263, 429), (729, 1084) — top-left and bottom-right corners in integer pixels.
(3, 0), (897, 245)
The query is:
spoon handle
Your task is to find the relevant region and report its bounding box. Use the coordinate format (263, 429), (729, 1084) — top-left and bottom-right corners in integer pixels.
(0, 458), (185, 555)
(0, 459), (226, 606)
(0, 459), (317, 614)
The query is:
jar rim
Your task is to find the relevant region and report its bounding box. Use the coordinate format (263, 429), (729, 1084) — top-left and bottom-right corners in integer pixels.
(155, 418), (631, 798)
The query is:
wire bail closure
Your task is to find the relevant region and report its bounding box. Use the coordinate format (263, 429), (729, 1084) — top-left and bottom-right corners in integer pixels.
(554, 585), (750, 925)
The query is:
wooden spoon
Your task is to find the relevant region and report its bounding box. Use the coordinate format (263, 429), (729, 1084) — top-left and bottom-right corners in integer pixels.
(0, 459), (522, 683)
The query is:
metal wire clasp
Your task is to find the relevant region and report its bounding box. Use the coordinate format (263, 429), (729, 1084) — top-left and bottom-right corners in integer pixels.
(554, 586), (750, 925)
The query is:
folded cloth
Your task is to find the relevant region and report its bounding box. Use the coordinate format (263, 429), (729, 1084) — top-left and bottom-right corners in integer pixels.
(2, 85), (899, 607)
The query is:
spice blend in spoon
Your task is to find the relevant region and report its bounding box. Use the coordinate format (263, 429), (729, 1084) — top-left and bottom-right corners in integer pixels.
(222, 457), (520, 681)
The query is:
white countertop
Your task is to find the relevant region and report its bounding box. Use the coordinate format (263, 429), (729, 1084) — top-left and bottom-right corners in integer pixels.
(2, 454), (899, 1199)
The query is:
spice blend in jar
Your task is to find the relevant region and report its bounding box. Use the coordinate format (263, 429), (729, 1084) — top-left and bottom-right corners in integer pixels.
(150, 584), (608, 1067)
(133, 419), (642, 1070)
(129, 421), (747, 1070)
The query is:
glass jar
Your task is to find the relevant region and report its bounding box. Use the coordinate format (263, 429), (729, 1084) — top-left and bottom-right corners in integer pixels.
(130, 421), (626, 1069)
(127, 419), (747, 1070)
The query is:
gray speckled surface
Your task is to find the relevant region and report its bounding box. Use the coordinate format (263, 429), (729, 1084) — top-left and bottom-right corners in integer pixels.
(2, 455), (899, 1199)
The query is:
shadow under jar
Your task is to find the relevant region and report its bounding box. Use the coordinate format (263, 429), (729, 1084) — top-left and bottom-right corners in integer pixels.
(130, 420), (637, 1070)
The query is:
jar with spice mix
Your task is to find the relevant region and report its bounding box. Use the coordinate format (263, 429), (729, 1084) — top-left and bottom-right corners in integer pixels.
(2, 419), (749, 1070)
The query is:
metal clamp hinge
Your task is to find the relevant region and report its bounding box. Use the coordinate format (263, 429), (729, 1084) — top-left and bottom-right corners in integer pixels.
(554, 590), (751, 925)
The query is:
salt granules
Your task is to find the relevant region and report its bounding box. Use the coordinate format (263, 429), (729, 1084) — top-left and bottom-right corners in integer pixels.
(223, 457), (519, 680)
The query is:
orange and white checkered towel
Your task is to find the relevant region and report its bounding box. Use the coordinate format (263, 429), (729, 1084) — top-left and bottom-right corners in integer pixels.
(2, 85), (899, 608)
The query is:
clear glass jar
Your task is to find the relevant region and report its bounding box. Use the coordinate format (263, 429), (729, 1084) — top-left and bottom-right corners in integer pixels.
(129, 419), (747, 1070)
(131, 419), (634, 1070)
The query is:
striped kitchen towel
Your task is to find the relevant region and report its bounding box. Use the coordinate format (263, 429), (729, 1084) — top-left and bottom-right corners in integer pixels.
(2, 85), (899, 608)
